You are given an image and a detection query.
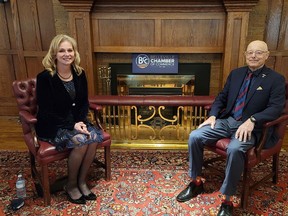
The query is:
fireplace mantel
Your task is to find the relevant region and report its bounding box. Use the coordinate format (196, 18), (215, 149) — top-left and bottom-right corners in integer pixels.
(58, 0), (260, 95)
(59, 0), (259, 12)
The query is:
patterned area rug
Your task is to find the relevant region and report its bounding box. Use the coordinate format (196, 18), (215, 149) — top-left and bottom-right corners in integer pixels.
(0, 149), (287, 216)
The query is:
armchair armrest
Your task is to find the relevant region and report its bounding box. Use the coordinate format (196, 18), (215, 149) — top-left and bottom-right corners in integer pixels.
(262, 114), (288, 128)
(89, 103), (103, 112)
(255, 114), (288, 157)
(18, 110), (39, 154)
(89, 102), (104, 130)
(19, 110), (37, 134)
(19, 110), (37, 124)
(204, 104), (212, 111)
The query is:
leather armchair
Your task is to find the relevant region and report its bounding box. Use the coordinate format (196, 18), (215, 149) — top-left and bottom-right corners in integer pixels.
(203, 83), (288, 209)
(12, 78), (111, 206)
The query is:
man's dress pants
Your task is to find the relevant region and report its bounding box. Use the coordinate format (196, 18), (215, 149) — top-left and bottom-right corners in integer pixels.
(188, 116), (255, 196)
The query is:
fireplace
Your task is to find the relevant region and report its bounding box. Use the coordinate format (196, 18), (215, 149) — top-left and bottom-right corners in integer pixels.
(110, 63), (211, 96)
(117, 74), (194, 95)
(104, 63), (211, 124)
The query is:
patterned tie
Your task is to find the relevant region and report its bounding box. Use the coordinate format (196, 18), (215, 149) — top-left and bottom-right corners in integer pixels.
(233, 72), (253, 120)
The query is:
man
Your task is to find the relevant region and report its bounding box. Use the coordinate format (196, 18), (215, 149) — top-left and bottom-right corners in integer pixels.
(176, 40), (286, 216)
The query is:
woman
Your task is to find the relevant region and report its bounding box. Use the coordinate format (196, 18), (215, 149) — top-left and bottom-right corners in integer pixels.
(35, 34), (103, 204)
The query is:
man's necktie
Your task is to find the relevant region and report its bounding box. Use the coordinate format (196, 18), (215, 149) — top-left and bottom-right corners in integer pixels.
(233, 72), (253, 120)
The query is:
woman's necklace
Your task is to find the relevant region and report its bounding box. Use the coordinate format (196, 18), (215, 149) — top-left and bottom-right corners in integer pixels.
(57, 72), (72, 80)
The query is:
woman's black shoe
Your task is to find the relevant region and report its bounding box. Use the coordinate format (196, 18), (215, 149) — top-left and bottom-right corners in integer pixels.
(66, 192), (86, 204)
(83, 192), (97, 200)
(64, 186), (86, 204)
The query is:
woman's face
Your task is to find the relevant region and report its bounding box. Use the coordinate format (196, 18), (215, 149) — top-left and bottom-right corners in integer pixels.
(56, 41), (75, 67)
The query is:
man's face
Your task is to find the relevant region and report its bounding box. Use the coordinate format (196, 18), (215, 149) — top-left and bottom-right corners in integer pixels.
(245, 41), (269, 71)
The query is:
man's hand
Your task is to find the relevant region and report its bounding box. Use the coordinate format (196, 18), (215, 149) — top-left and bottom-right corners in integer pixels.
(235, 119), (255, 142)
(198, 116), (216, 129)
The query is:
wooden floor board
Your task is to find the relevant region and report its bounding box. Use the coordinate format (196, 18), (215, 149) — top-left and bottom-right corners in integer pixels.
(0, 116), (27, 150)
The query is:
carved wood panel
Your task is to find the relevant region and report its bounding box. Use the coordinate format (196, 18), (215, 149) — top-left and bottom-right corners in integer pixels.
(161, 18), (225, 48)
(92, 13), (225, 53)
(97, 19), (155, 47)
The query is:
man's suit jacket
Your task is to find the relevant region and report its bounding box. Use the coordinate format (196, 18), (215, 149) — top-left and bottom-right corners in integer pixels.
(35, 68), (89, 139)
(209, 65), (286, 148)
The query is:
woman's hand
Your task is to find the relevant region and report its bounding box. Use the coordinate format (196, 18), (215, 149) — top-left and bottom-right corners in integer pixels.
(74, 121), (90, 137)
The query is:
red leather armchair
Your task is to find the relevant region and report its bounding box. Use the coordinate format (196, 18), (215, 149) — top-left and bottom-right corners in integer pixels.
(203, 83), (288, 209)
(12, 78), (111, 206)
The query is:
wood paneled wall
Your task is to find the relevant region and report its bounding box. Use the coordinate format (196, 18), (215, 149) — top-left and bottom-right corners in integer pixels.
(0, 0), (55, 115)
(1, 0), (288, 116)
(264, 0), (288, 79)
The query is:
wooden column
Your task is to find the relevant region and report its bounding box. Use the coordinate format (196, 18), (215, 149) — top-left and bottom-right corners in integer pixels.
(58, 0), (95, 95)
(222, 0), (259, 87)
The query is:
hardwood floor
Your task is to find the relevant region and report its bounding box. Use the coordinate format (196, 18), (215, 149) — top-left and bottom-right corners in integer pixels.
(0, 116), (27, 150)
(1, 115), (287, 151)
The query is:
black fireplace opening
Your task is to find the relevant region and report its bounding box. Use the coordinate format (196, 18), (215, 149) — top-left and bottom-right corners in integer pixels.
(110, 63), (211, 96)
(108, 63), (210, 125)
(117, 74), (195, 95)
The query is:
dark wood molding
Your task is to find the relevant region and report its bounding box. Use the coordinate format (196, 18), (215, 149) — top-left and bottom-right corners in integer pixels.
(92, 1), (225, 13)
(223, 0), (260, 12)
(93, 46), (224, 54)
(58, 0), (94, 12)
(92, 0), (260, 13)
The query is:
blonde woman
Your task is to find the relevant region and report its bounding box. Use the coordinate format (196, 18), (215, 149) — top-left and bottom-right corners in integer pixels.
(36, 34), (103, 204)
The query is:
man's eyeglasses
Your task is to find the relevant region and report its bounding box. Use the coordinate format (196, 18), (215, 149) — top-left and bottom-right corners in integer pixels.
(245, 50), (268, 56)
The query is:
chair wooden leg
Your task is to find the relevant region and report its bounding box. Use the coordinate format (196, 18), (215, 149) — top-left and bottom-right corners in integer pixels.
(41, 164), (51, 206)
(29, 152), (44, 197)
(272, 153), (279, 183)
(241, 167), (250, 209)
(29, 152), (36, 179)
(104, 146), (111, 181)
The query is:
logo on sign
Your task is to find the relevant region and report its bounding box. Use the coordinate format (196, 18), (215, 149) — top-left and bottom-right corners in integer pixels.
(135, 54), (150, 69)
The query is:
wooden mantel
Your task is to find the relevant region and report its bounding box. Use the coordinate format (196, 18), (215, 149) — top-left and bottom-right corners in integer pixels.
(57, 0), (94, 12)
(223, 0), (260, 11)
(58, 0), (260, 94)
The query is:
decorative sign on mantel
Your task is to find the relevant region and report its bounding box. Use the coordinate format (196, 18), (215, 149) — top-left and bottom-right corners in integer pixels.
(132, 54), (178, 74)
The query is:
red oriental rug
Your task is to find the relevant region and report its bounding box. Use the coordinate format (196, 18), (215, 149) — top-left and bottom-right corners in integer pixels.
(0, 149), (287, 215)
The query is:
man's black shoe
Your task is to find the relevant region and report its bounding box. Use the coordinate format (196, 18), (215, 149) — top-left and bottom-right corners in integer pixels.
(217, 202), (233, 216)
(176, 181), (204, 202)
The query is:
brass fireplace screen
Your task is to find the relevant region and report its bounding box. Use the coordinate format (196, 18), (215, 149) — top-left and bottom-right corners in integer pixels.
(95, 63), (211, 148)
(89, 95), (215, 149)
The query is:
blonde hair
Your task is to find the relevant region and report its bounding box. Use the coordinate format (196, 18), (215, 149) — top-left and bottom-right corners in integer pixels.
(42, 34), (83, 75)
